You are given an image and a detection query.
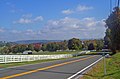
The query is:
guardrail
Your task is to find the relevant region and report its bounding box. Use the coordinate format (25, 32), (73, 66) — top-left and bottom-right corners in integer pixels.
(0, 51), (89, 63)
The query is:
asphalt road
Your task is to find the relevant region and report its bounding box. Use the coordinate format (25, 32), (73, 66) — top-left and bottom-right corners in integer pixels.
(0, 55), (102, 79)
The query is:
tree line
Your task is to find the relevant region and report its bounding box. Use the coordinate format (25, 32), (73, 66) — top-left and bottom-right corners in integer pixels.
(105, 6), (120, 54)
(0, 38), (104, 54)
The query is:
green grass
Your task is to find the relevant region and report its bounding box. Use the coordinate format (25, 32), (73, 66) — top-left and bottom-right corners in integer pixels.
(6, 50), (82, 55)
(81, 53), (120, 79)
(32, 51), (81, 55)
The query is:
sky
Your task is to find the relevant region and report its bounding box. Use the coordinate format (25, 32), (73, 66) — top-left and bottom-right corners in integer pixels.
(0, 0), (117, 41)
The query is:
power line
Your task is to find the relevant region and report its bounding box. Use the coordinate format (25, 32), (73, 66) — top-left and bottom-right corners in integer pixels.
(115, 0), (117, 7)
(110, 0), (112, 14)
(118, 0), (120, 7)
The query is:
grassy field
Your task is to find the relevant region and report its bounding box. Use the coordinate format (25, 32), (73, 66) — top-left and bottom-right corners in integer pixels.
(4, 50), (82, 55)
(81, 53), (120, 79)
(31, 51), (81, 55)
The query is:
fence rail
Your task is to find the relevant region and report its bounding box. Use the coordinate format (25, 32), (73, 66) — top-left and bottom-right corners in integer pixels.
(0, 54), (73, 63)
(0, 51), (90, 63)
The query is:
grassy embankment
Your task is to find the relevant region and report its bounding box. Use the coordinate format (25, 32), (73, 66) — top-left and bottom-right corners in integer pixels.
(82, 52), (120, 79)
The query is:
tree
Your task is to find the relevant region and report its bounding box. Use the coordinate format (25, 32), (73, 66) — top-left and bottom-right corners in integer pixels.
(19, 45), (27, 52)
(27, 44), (34, 51)
(0, 46), (10, 54)
(34, 43), (42, 52)
(59, 40), (68, 50)
(41, 44), (47, 51)
(104, 28), (111, 49)
(105, 7), (120, 54)
(11, 45), (19, 54)
(46, 43), (59, 51)
(10, 45), (27, 54)
(88, 43), (95, 50)
(41, 41), (68, 51)
(96, 39), (104, 50)
(68, 38), (82, 50)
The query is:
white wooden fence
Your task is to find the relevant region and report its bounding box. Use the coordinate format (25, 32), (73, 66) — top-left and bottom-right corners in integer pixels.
(0, 54), (73, 63)
(0, 51), (90, 63)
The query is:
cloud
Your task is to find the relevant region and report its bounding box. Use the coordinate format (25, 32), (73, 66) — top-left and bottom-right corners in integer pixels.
(44, 17), (97, 31)
(13, 18), (32, 24)
(76, 5), (93, 12)
(6, 2), (23, 13)
(11, 30), (21, 33)
(62, 5), (93, 15)
(22, 14), (32, 18)
(25, 29), (36, 35)
(62, 9), (74, 15)
(10, 29), (37, 35)
(40, 17), (106, 39)
(34, 16), (43, 21)
(1, 17), (106, 41)
(13, 15), (43, 24)
(0, 28), (5, 32)
(4, 29), (41, 41)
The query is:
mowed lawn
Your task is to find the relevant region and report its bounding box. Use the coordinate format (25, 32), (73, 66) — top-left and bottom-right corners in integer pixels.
(81, 53), (120, 79)
(32, 51), (81, 55)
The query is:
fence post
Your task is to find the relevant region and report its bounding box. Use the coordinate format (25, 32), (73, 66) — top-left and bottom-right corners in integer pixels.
(4, 56), (7, 64)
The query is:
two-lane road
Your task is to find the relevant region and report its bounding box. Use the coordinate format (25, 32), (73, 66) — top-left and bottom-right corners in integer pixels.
(0, 55), (102, 79)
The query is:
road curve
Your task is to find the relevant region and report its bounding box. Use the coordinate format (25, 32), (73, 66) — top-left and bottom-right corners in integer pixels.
(0, 55), (102, 79)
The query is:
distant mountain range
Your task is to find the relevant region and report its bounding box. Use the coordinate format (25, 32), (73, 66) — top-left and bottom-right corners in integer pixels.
(14, 38), (103, 44)
(15, 40), (62, 44)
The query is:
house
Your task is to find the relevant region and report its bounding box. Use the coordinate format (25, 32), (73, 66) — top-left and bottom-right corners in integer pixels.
(23, 50), (32, 54)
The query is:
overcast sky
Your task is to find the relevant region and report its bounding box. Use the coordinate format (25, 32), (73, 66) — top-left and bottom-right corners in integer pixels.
(0, 0), (117, 41)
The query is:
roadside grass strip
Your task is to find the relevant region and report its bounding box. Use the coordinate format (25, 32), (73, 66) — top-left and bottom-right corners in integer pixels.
(81, 53), (120, 79)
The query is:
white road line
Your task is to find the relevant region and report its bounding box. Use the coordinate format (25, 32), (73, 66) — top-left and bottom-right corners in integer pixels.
(67, 57), (103, 79)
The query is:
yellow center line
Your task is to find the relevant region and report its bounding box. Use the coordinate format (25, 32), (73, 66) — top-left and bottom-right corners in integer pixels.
(0, 56), (96, 79)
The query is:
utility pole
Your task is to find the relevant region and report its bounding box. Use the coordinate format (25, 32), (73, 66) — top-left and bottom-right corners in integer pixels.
(118, 0), (120, 7)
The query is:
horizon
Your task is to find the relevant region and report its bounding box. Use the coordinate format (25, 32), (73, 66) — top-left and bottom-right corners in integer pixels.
(0, 38), (103, 42)
(0, 0), (116, 41)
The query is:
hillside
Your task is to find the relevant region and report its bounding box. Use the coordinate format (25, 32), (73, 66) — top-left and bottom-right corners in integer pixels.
(15, 40), (62, 44)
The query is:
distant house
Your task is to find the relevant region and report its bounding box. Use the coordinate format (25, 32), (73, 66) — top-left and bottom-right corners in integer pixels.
(33, 43), (42, 48)
(23, 50), (32, 54)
